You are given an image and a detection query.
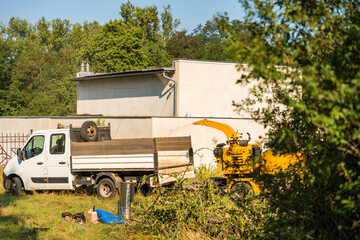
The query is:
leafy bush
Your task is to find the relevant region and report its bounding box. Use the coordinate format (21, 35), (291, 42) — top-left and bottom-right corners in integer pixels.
(133, 177), (270, 239)
(195, 163), (224, 184)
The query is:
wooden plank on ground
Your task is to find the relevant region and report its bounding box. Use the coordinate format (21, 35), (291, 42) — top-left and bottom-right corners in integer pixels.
(71, 138), (154, 156)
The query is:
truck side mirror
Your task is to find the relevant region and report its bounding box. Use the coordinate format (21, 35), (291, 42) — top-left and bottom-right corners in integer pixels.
(17, 148), (24, 161)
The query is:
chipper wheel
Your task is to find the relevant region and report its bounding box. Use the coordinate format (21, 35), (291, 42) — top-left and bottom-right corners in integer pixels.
(230, 182), (254, 201)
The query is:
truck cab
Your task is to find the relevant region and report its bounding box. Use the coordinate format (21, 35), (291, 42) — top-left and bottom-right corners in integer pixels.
(3, 129), (73, 192)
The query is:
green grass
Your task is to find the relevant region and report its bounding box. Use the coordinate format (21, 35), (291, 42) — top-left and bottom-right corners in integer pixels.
(0, 164), (223, 240)
(0, 169), (158, 240)
(0, 167), (271, 239)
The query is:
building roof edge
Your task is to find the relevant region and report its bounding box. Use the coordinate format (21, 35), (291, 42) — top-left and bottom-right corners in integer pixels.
(69, 67), (175, 81)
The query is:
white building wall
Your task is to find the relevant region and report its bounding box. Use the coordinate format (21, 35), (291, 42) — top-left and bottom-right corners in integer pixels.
(75, 60), (262, 118)
(0, 117), (153, 139)
(174, 60), (254, 118)
(76, 74), (174, 116)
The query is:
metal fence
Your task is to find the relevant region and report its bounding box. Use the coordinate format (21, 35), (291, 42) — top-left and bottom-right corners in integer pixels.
(0, 131), (32, 166)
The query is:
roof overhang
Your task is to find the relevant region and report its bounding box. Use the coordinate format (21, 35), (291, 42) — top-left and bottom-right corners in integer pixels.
(69, 67), (175, 82)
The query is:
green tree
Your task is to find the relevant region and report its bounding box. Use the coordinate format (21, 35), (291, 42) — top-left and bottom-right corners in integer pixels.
(192, 20), (228, 61)
(0, 38), (12, 115)
(88, 3), (176, 72)
(1, 17), (79, 116)
(87, 19), (149, 72)
(36, 17), (50, 45)
(218, 0), (360, 238)
(166, 30), (203, 59)
(70, 21), (100, 63)
(167, 19), (261, 61)
(142, 41), (172, 69)
(120, 1), (160, 44)
(5, 41), (77, 116)
(161, 5), (180, 43)
(48, 19), (71, 51)
(6, 17), (34, 40)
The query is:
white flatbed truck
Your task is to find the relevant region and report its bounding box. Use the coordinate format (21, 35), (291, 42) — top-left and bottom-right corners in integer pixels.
(2, 121), (194, 198)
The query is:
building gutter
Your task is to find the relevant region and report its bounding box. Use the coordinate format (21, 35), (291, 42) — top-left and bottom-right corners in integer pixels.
(161, 72), (176, 117)
(69, 68), (175, 82)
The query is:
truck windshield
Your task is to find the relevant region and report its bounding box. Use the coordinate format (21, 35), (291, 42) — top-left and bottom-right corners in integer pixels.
(25, 135), (45, 159)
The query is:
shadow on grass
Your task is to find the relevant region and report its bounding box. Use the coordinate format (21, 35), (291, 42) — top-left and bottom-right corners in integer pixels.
(0, 191), (38, 240)
(28, 186), (97, 197)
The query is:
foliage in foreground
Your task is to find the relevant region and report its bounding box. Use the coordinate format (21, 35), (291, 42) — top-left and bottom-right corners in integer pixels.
(218, 0), (360, 238)
(134, 178), (270, 239)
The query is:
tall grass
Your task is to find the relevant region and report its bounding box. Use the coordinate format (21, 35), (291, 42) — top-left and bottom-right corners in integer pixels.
(0, 167), (270, 239)
(0, 168), (151, 240)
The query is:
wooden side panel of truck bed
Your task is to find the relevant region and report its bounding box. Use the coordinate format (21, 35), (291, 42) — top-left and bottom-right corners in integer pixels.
(71, 138), (155, 156)
(70, 136), (193, 173)
(154, 136), (193, 171)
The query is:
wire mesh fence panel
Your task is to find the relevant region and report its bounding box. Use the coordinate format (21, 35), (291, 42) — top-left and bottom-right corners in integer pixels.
(0, 132), (31, 166)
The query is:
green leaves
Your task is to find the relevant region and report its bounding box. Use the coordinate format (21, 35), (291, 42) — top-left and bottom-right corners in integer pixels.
(88, 19), (146, 72)
(135, 178), (270, 239)
(219, 0), (360, 238)
(85, 2), (176, 72)
(0, 17), (81, 116)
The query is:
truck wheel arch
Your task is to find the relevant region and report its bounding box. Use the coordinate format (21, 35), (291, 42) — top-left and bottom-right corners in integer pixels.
(94, 172), (122, 190)
(97, 178), (118, 198)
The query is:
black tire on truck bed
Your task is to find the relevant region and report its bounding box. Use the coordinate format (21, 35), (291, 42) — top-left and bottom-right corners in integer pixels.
(81, 121), (98, 142)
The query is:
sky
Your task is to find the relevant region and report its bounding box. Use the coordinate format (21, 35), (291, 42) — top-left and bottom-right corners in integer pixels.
(0, 0), (246, 32)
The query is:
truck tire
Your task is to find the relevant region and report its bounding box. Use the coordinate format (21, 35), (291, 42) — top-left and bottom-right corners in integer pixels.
(230, 182), (253, 201)
(96, 178), (117, 199)
(81, 121), (98, 142)
(3, 177), (11, 190)
(10, 177), (23, 196)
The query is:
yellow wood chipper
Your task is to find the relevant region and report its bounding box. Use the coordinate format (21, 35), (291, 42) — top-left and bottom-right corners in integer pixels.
(193, 119), (300, 197)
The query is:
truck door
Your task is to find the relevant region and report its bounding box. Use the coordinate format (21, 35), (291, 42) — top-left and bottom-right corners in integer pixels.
(19, 135), (47, 190)
(45, 133), (72, 189)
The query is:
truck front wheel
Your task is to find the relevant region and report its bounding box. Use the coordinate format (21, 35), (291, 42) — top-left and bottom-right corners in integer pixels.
(96, 178), (117, 199)
(11, 177), (23, 196)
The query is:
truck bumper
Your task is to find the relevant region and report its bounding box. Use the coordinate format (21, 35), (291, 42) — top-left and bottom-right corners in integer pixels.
(2, 172), (11, 190)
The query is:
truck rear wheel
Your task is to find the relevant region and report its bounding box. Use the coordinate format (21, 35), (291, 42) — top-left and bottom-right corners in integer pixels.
(81, 121), (98, 142)
(230, 182), (253, 201)
(11, 177), (23, 196)
(96, 178), (117, 199)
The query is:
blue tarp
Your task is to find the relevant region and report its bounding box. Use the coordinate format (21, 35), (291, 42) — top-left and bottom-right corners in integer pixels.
(96, 209), (125, 224)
